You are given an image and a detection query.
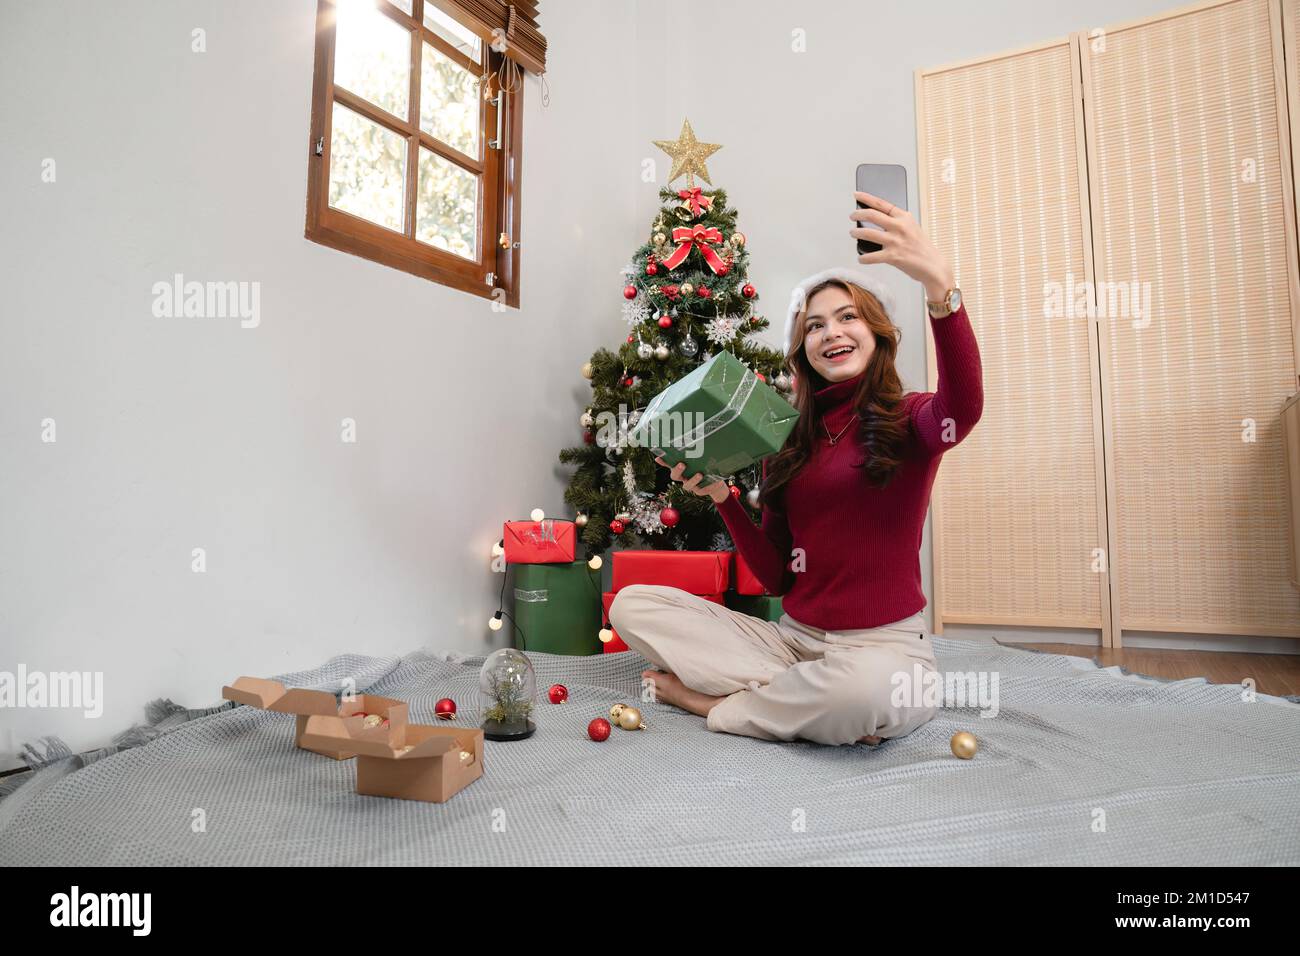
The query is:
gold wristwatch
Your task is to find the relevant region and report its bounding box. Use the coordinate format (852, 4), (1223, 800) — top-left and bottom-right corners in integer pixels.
(926, 286), (962, 318)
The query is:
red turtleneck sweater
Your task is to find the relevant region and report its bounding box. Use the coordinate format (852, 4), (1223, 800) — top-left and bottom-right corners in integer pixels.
(715, 303), (983, 630)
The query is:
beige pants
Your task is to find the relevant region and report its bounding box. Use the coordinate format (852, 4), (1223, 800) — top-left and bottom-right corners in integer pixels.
(608, 584), (939, 746)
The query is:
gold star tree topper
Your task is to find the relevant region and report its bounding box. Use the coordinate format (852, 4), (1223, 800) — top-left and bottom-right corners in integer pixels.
(653, 119), (723, 187)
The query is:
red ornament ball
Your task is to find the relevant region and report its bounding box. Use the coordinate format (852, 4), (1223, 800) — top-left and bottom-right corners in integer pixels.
(742, 283), (756, 298)
(548, 683), (569, 704)
(729, 485), (742, 499)
(435, 698), (457, 720)
(627, 333), (634, 343)
(659, 506), (680, 528)
(610, 519), (626, 534)
(588, 718), (612, 742)
(623, 284), (638, 300)
(698, 286), (711, 299)
(756, 373), (766, 382)
(623, 376), (634, 387)
(646, 263), (658, 276)
(583, 429), (595, 444)
(658, 315), (673, 329)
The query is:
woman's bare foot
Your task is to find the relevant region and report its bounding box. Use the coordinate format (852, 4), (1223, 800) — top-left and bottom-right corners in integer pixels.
(859, 734), (884, 745)
(642, 669), (725, 718)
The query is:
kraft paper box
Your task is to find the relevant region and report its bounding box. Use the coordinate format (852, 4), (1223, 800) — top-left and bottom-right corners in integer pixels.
(299, 715), (483, 804)
(221, 676), (408, 761)
(503, 518), (576, 563)
(628, 349), (798, 479)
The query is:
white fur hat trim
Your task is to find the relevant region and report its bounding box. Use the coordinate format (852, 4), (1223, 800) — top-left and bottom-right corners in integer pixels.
(782, 267), (898, 355)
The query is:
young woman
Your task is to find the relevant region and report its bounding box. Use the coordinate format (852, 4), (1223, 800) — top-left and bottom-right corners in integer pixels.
(608, 190), (983, 747)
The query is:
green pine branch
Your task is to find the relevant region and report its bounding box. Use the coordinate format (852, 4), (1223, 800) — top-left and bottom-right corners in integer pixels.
(558, 184), (786, 555)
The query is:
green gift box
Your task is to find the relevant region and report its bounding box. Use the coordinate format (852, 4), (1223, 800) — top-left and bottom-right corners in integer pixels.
(725, 592), (785, 622)
(628, 351), (799, 479)
(511, 561), (603, 656)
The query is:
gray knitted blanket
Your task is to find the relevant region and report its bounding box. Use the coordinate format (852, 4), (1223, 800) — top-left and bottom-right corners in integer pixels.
(2, 637), (1297, 866)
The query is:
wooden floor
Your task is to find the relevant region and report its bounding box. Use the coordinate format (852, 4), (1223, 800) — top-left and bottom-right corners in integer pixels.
(1000, 642), (1300, 698)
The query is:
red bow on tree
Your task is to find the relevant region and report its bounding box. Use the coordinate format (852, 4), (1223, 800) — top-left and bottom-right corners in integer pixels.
(677, 186), (713, 218)
(661, 224), (727, 274)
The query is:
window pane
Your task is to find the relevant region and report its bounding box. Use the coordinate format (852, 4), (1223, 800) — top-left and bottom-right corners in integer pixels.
(424, 4), (482, 64)
(387, 0), (413, 13)
(416, 147), (478, 259)
(334, 0), (410, 121)
(329, 101), (408, 232)
(420, 41), (480, 158)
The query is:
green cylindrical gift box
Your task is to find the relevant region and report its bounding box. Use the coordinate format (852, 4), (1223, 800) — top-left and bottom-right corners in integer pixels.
(511, 561), (603, 655)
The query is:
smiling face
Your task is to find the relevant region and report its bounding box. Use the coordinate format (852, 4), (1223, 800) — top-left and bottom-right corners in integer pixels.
(801, 284), (875, 382)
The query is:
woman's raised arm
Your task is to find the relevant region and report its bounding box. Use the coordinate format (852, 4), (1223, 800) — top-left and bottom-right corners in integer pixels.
(908, 302), (984, 456)
(850, 189), (983, 455)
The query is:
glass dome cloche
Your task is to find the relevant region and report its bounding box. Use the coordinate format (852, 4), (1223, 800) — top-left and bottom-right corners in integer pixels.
(479, 648), (537, 741)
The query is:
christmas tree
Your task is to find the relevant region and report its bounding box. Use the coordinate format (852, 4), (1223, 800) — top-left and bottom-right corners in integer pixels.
(559, 120), (791, 555)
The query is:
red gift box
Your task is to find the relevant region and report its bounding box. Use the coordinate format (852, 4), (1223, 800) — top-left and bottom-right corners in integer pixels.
(601, 589), (724, 654)
(503, 519), (576, 563)
(733, 552), (772, 595)
(601, 591), (630, 653)
(611, 550), (733, 594)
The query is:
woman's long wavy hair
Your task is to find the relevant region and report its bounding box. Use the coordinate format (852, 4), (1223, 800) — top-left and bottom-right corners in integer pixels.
(759, 278), (911, 512)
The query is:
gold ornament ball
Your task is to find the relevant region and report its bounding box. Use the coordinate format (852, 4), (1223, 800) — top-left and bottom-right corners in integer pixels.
(581, 362), (594, 380)
(617, 706), (645, 730)
(575, 513), (588, 527)
(680, 282), (694, 296)
(732, 232), (746, 247)
(654, 232), (666, 244)
(610, 702), (627, 720)
(950, 731), (978, 759)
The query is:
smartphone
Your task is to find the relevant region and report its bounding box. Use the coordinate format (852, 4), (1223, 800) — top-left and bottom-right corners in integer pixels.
(855, 163), (908, 257)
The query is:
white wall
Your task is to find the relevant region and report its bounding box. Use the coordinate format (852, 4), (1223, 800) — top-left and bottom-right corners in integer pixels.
(1, 0), (1287, 770)
(0, 0), (639, 767)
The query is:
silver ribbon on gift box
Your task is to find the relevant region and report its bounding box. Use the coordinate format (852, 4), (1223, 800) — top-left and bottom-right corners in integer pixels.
(523, 518), (558, 546)
(638, 356), (758, 457)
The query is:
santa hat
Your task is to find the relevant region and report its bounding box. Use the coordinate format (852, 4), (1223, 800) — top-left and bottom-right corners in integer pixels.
(782, 267), (898, 355)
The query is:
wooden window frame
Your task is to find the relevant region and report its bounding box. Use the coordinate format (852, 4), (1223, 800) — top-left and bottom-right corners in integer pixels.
(304, 0), (522, 308)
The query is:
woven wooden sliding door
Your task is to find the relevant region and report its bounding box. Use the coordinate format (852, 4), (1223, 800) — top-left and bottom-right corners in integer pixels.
(1079, 0), (1300, 642)
(916, 40), (1113, 642)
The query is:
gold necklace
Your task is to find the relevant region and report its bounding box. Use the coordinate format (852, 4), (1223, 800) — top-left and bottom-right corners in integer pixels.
(823, 414), (859, 445)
